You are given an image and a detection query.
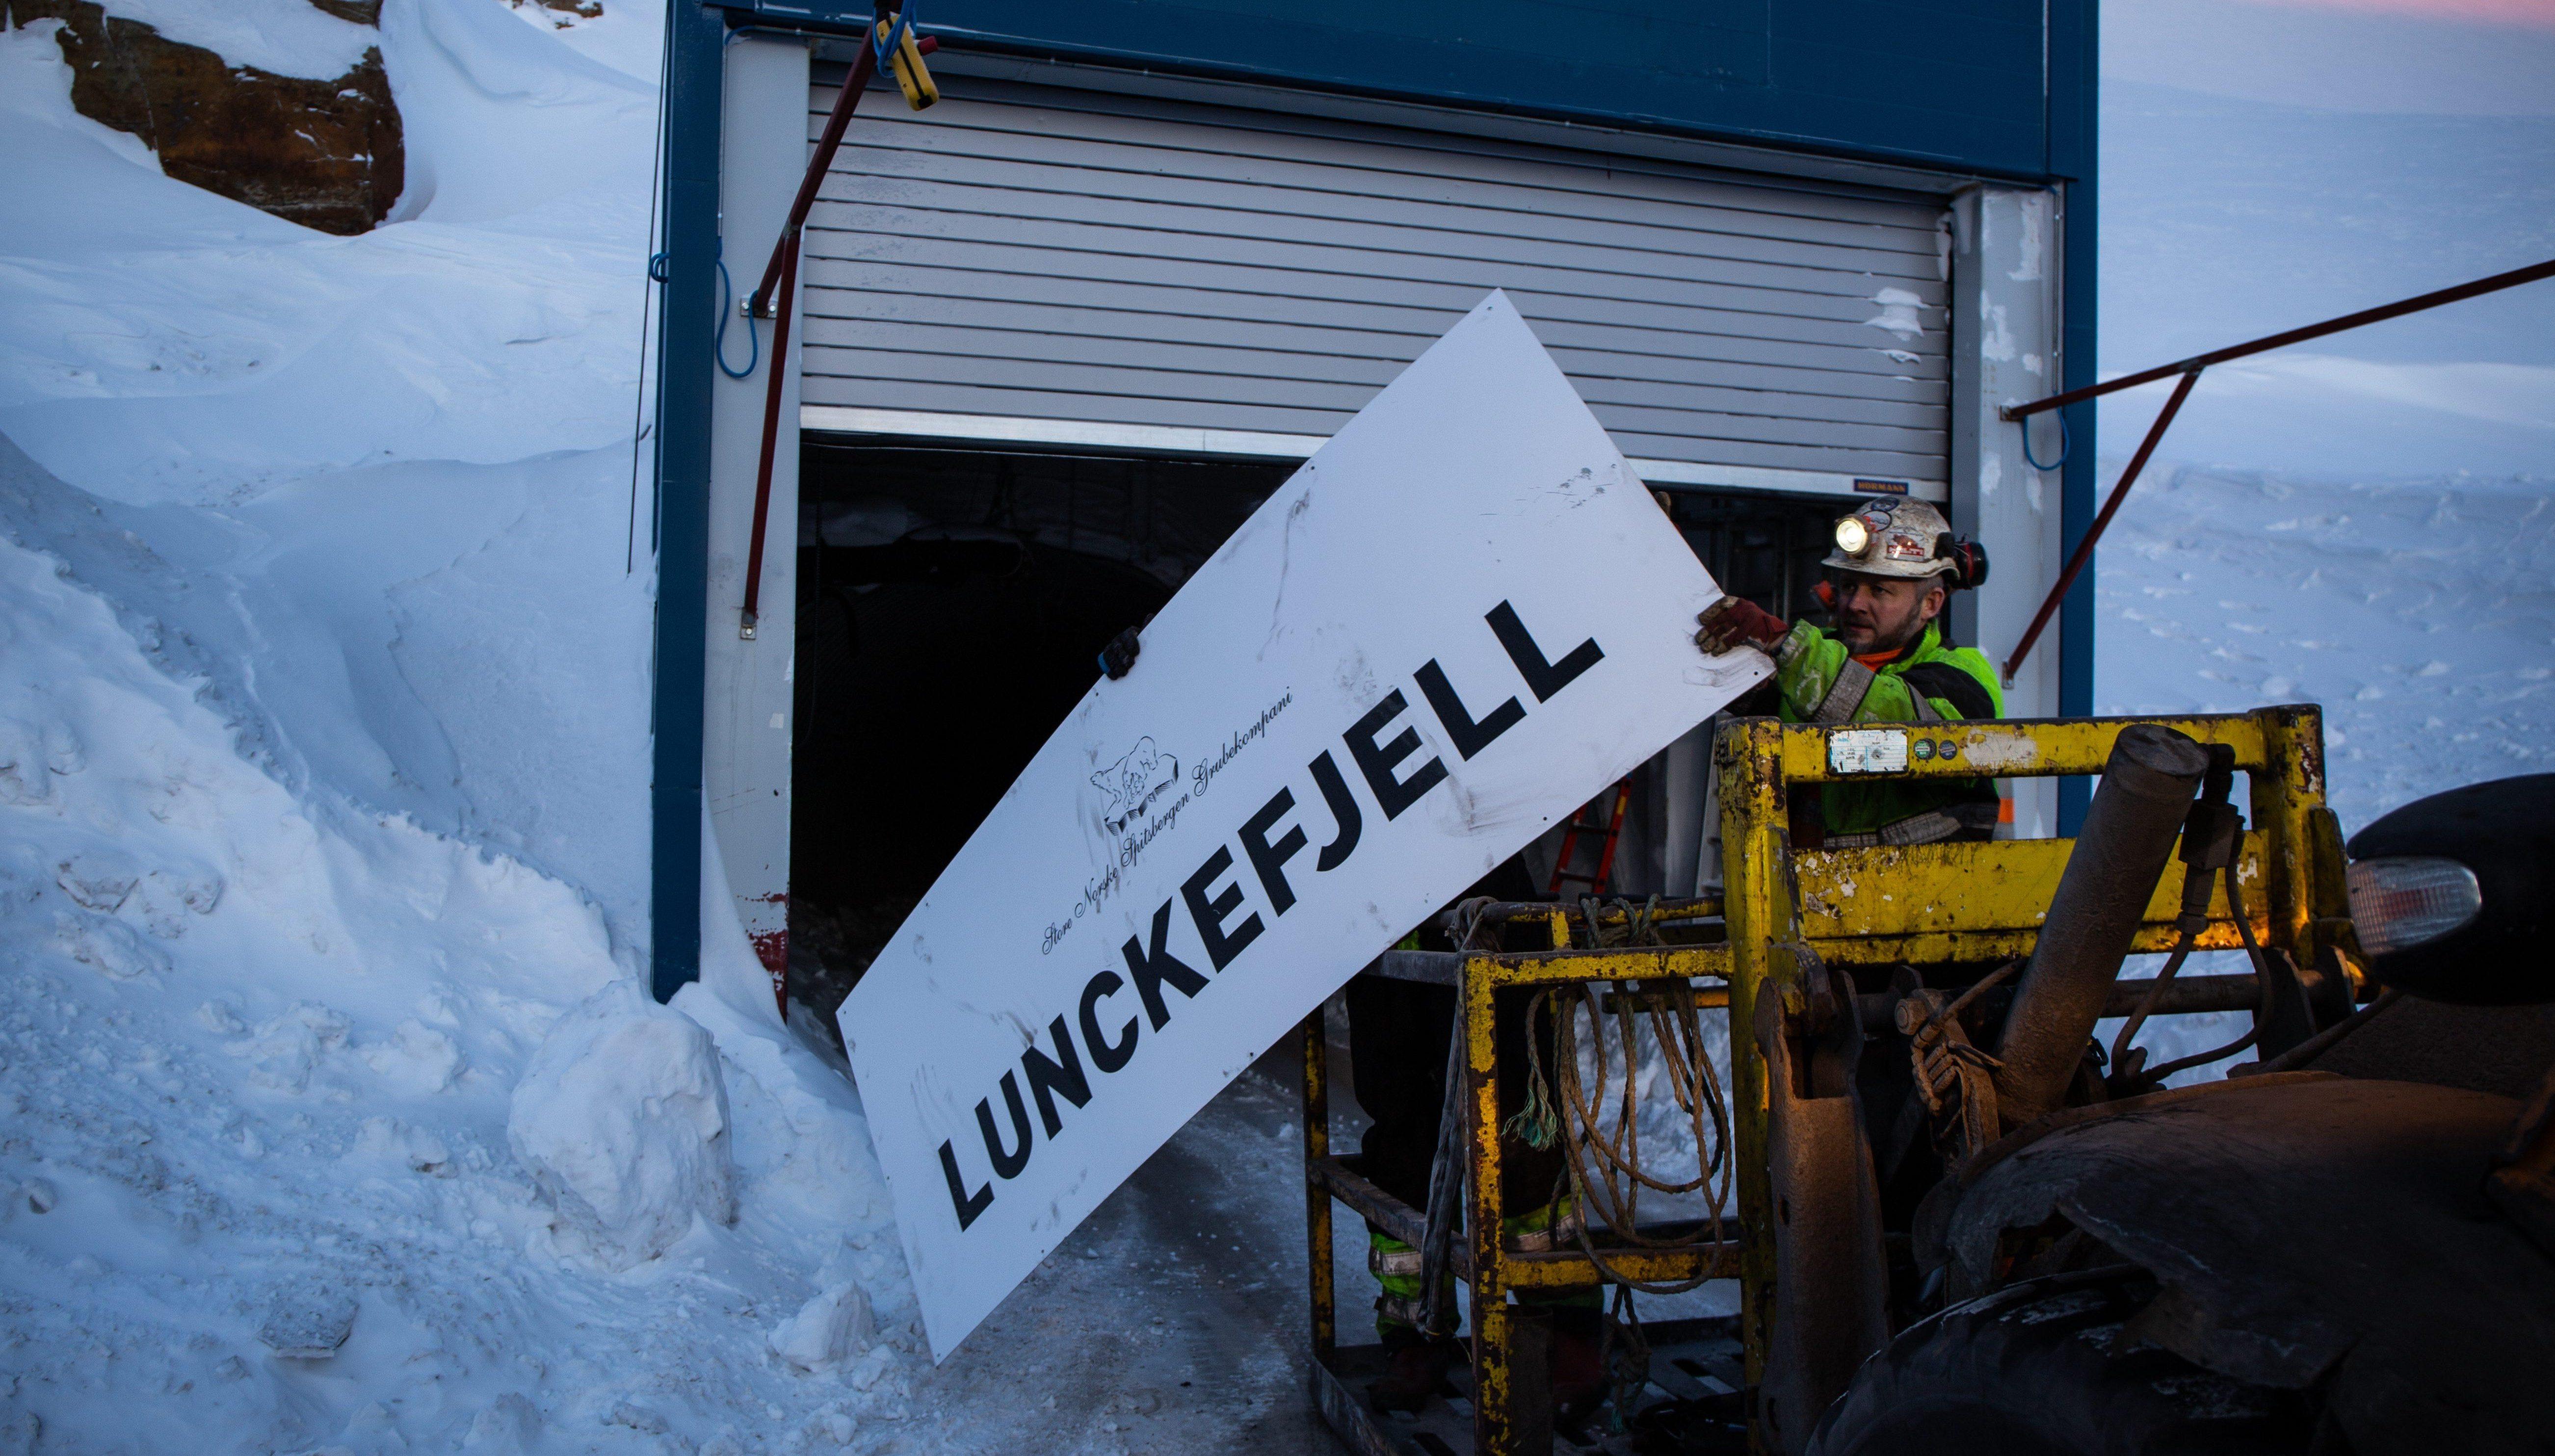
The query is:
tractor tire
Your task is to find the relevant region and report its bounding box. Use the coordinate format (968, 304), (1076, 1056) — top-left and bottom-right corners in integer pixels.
(1807, 1270), (2318, 1456)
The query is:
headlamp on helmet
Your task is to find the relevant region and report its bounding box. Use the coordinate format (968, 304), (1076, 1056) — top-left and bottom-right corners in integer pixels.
(1833, 497), (1897, 560)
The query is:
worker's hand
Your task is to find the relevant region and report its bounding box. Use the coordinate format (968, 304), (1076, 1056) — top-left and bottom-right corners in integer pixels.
(1099, 625), (1142, 680)
(1694, 596), (1788, 655)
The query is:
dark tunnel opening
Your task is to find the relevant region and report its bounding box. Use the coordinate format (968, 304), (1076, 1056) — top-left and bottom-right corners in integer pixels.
(787, 441), (1292, 1042)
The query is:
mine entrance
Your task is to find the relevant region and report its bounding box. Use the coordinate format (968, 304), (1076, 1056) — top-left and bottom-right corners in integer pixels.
(786, 440), (1291, 1037)
(786, 437), (1858, 1039)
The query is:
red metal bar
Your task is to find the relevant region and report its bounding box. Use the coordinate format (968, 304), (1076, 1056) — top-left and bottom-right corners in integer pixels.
(2001, 257), (2555, 421)
(1588, 779), (1632, 894)
(735, 26), (937, 636)
(739, 230), (799, 638)
(749, 39), (880, 318)
(2001, 369), (2201, 682)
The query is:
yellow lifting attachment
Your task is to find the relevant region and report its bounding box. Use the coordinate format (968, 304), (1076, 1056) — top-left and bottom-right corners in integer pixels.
(1300, 705), (2354, 1456)
(876, 12), (939, 110)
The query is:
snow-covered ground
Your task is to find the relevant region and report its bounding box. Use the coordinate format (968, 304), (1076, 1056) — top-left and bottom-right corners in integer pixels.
(0, 0), (2548, 1450)
(0, 511), (910, 1453)
(2097, 466), (2552, 822)
(0, 0), (661, 952)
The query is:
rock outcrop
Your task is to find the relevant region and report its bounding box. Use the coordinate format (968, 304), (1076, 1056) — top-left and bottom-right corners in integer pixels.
(7, 0), (403, 235)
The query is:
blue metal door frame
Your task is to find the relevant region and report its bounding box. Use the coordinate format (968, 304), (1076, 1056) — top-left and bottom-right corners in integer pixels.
(2051, 0), (2102, 832)
(649, 0), (724, 1001)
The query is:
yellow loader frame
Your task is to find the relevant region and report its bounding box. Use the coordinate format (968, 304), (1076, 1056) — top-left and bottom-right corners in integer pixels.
(1301, 706), (2350, 1455)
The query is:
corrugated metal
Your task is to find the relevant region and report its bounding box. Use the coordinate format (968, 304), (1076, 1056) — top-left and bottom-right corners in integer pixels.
(798, 71), (1951, 493)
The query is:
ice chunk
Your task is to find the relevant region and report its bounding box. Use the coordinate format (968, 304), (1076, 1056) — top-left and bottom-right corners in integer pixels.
(800, 1404), (859, 1446)
(131, 867), (221, 938)
(53, 910), (170, 980)
(768, 1281), (876, 1372)
(845, 1344), (896, 1392)
(364, 1017), (462, 1092)
(0, 719), (53, 806)
(227, 1001), (353, 1091)
(606, 1402), (668, 1435)
(54, 850), (140, 911)
(259, 1282), (358, 1359)
(462, 1393), (542, 1454)
(507, 980), (735, 1271)
(353, 1117), (451, 1176)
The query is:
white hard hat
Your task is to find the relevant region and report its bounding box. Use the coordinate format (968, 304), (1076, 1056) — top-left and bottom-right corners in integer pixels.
(1823, 498), (1957, 581)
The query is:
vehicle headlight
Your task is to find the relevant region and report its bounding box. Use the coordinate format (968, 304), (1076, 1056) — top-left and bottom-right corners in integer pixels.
(1834, 517), (1870, 555)
(2346, 856), (2483, 956)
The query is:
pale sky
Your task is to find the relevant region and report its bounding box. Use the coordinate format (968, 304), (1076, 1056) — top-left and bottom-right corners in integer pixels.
(2107, 0), (2555, 115)
(2098, 0), (2555, 476)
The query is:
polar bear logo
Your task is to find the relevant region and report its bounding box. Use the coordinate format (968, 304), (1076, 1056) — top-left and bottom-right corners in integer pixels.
(1092, 737), (1178, 831)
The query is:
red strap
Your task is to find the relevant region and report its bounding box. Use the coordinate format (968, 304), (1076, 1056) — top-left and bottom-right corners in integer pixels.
(738, 45), (890, 637)
(738, 229), (799, 637)
(750, 41), (880, 316)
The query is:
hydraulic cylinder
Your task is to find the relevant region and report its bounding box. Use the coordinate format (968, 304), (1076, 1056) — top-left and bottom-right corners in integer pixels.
(1993, 725), (2212, 1126)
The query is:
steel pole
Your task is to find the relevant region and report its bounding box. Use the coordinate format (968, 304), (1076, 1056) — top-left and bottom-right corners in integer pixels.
(2001, 257), (2555, 420)
(749, 38), (879, 317)
(2002, 368), (2199, 682)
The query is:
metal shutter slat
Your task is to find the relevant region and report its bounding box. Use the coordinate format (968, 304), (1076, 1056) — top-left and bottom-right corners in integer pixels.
(812, 149), (1947, 286)
(800, 258), (1944, 385)
(795, 292), (1948, 400)
(800, 237), (1932, 358)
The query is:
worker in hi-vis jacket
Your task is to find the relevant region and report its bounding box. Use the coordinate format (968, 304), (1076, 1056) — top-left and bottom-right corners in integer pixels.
(1694, 496), (2002, 848)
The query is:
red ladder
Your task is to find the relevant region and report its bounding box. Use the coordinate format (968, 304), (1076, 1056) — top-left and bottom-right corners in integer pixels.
(1546, 780), (1633, 898)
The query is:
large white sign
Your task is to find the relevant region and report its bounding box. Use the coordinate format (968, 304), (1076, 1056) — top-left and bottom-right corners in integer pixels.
(839, 294), (1770, 1359)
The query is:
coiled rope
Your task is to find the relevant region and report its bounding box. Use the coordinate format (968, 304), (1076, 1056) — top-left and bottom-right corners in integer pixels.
(1515, 896), (1736, 1298)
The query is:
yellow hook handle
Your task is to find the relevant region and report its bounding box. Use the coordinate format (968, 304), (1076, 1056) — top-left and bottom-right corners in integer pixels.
(876, 14), (938, 110)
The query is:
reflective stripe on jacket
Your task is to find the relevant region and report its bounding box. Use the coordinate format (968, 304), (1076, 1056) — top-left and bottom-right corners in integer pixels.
(1770, 621), (2004, 841)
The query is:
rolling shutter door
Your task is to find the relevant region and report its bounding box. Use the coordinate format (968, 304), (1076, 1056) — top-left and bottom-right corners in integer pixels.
(798, 70), (1950, 498)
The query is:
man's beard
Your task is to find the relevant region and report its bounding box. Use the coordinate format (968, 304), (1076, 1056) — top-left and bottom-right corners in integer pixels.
(1840, 614), (1923, 656)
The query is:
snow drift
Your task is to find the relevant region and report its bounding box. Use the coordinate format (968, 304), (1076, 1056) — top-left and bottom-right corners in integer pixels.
(0, 1), (936, 1451)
